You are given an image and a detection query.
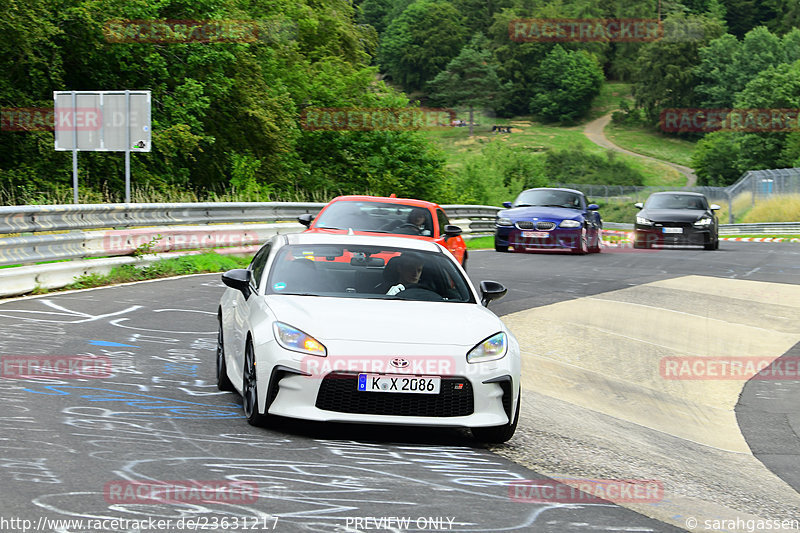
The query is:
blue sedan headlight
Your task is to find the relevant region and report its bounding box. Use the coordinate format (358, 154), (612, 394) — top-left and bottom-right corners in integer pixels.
(559, 220), (581, 228)
(467, 332), (507, 363)
(496, 217), (513, 226)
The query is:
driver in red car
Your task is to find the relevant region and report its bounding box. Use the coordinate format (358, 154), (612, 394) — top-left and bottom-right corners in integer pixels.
(399, 208), (431, 236)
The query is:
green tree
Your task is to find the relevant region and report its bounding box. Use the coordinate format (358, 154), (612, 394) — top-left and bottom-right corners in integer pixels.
(692, 60), (800, 184)
(631, 14), (725, 123)
(721, 0), (779, 38)
(691, 132), (745, 185)
(529, 45), (604, 124)
(427, 35), (506, 136)
(378, 0), (469, 92)
(695, 26), (784, 108)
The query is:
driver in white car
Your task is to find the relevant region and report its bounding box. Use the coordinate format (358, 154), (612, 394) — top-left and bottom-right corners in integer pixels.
(386, 254), (424, 295)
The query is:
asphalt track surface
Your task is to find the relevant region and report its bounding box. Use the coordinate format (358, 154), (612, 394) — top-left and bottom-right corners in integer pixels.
(0, 241), (797, 533)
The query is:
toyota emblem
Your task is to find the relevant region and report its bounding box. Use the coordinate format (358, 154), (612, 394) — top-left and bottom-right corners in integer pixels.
(390, 358), (410, 368)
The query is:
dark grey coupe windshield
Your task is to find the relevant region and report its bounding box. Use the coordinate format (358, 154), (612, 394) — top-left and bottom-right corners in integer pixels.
(645, 194), (708, 210)
(514, 190), (583, 209)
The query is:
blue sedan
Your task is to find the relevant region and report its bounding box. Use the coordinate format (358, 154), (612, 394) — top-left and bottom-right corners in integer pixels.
(494, 188), (602, 254)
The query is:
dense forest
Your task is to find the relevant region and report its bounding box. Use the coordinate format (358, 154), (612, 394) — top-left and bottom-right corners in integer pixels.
(1, 0), (799, 204)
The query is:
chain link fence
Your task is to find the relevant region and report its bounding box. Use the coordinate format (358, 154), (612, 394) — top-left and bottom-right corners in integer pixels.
(555, 167), (800, 224)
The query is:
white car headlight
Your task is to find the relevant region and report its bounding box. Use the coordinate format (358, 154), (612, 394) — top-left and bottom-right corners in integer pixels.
(693, 217), (712, 227)
(636, 216), (653, 226)
(496, 217), (513, 226)
(467, 332), (507, 363)
(559, 219), (581, 228)
(273, 322), (326, 357)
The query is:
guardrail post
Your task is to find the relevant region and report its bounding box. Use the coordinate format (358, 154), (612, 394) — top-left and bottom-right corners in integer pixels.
(727, 191), (734, 224)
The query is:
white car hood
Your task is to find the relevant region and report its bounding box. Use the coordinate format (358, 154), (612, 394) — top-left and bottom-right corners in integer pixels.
(265, 295), (501, 347)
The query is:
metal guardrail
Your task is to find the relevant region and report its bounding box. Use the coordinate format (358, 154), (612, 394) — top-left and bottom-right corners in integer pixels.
(0, 204), (501, 267)
(0, 202), (500, 234)
(717, 222), (800, 235)
(1, 201), (797, 268)
(557, 167), (800, 224)
(0, 202), (326, 234)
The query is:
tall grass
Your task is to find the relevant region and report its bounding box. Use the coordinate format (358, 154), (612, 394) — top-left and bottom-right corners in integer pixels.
(0, 183), (363, 206)
(742, 194), (800, 223)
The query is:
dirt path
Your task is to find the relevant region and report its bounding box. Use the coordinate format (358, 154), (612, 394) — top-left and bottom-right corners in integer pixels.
(583, 113), (697, 187)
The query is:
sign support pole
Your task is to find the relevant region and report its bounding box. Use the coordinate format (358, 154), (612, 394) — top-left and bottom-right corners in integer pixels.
(125, 90), (131, 204)
(71, 92), (78, 204)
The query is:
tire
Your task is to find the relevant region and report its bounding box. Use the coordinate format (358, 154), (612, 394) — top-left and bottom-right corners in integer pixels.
(495, 244), (508, 253)
(242, 338), (270, 426)
(472, 389), (520, 444)
(461, 250), (468, 270)
(703, 235), (718, 250)
(216, 315), (235, 392)
(571, 228), (588, 255)
(588, 228), (602, 253)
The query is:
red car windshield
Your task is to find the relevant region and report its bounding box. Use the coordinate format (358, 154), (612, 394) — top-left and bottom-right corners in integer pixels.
(314, 201), (433, 236)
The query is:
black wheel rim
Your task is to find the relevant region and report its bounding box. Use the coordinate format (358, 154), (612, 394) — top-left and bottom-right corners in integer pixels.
(243, 342), (257, 418)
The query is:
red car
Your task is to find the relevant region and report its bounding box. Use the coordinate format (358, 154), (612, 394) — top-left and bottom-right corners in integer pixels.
(298, 195), (468, 267)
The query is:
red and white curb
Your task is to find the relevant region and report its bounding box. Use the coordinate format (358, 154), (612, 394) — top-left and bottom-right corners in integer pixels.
(719, 236), (800, 242)
(600, 230), (800, 244)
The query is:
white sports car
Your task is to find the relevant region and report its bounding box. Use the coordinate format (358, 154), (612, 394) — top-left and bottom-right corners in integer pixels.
(217, 233), (521, 442)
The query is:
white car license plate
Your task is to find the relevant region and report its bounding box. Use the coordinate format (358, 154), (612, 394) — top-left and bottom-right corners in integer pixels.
(357, 374), (441, 394)
(662, 227), (683, 234)
(521, 231), (549, 238)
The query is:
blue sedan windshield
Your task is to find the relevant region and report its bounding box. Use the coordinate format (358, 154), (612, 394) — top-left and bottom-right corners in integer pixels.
(514, 190), (583, 209)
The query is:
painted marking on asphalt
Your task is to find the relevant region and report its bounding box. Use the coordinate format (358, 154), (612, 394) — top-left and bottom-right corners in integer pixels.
(503, 275), (800, 452)
(87, 340), (139, 348)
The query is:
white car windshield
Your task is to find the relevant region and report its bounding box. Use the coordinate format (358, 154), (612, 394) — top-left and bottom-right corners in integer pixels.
(266, 244), (473, 303)
(314, 201), (433, 236)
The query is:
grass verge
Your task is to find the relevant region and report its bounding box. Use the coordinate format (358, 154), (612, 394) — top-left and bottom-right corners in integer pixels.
(424, 112), (682, 186)
(604, 123), (697, 168)
(586, 82), (633, 121)
(60, 252), (251, 292)
(466, 236), (495, 250)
